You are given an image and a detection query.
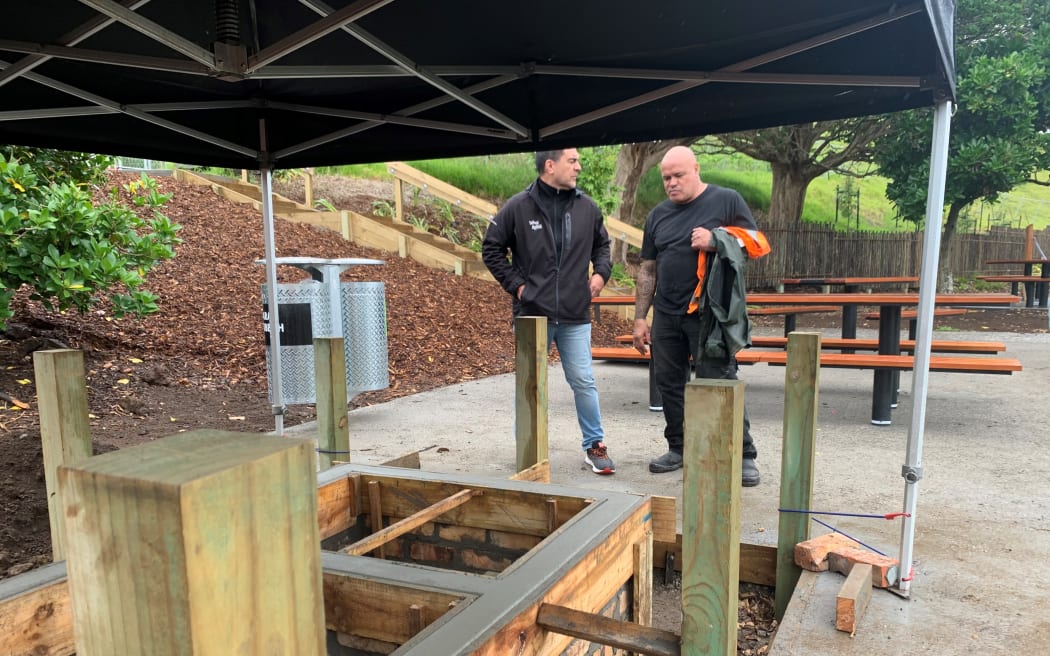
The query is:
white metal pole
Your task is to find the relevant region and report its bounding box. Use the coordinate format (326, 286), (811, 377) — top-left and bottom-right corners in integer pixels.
(897, 99), (952, 595)
(260, 166), (285, 436)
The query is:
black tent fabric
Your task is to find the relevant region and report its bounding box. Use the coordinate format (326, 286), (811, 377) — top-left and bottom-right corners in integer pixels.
(2, 0), (954, 169)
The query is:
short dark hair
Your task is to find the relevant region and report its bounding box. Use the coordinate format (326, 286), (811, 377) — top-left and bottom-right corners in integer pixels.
(534, 149), (565, 174)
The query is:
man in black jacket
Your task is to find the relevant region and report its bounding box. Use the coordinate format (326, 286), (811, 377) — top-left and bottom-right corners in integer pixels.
(482, 149), (615, 475)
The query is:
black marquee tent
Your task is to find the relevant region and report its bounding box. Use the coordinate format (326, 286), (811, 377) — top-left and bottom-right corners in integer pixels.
(4, 1), (954, 168)
(2, 0), (958, 597)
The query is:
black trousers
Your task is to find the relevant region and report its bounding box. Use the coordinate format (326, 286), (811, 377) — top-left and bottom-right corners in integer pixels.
(650, 309), (757, 459)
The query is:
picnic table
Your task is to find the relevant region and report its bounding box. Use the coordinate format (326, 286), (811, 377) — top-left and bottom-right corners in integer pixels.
(746, 293), (1020, 424)
(981, 259), (1049, 308)
(779, 276), (919, 341)
(593, 292), (1022, 425)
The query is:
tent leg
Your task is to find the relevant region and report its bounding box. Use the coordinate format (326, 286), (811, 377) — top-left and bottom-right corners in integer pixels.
(896, 98), (953, 595)
(260, 166), (285, 435)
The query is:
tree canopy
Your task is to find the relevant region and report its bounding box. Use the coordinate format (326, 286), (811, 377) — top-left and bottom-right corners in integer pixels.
(873, 0), (1049, 285)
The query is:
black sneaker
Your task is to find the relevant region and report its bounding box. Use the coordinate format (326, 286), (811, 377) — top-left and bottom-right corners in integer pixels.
(584, 442), (615, 475)
(648, 450), (683, 473)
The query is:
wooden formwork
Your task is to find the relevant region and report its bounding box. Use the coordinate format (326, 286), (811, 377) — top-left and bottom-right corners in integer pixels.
(4, 329), (816, 655)
(0, 452), (675, 655)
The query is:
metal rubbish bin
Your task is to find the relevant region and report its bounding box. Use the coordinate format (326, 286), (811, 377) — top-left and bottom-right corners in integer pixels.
(260, 257), (388, 405)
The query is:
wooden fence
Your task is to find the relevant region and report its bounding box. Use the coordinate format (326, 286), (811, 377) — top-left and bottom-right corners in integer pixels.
(744, 224), (1045, 290)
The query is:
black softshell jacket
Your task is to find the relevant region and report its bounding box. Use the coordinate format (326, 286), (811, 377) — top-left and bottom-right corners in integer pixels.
(482, 182), (611, 324)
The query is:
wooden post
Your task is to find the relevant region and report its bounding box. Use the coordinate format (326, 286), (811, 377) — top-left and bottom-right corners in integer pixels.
(633, 532), (654, 626)
(394, 178), (405, 223)
(775, 333), (821, 620)
(58, 430), (325, 655)
(315, 337), (349, 471)
(1024, 224), (1034, 260)
(681, 379), (742, 656)
(340, 209), (352, 241)
(32, 349), (93, 562)
(514, 316), (548, 473)
(240, 168), (249, 183)
(303, 167), (314, 208)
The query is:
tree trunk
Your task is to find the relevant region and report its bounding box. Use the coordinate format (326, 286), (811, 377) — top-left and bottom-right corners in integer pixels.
(613, 138), (696, 226)
(768, 162), (814, 226)
(937, 202), (964, 291)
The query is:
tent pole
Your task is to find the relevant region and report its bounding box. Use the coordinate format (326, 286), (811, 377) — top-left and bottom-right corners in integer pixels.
(896, 98), (952, 596)
(260, 166), (285, 435)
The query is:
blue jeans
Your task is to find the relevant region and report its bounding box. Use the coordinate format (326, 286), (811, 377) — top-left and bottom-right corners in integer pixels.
(548, 322), (605, 450)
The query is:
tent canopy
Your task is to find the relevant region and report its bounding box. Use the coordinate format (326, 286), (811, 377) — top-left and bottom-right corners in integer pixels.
(2, 0), (954, 169)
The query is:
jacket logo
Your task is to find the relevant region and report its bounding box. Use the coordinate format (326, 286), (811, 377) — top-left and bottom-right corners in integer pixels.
(529, 219), (543, 231)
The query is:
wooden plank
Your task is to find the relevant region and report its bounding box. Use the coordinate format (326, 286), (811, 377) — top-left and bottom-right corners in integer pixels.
(357, 474), (592, 537)
(514, 317), (548, 473)
(863, 308), (968, 320)
(369, 479), (386, 559)
(776, 333), (820, 620)
(634, 533), (654, 627)
(457, 501), (653, 656)
(315, 337), (350, 471)
(750, 336), (1006, 354)
(653, 537), (777, 587)
(976, 275), (1048, 283)
(58, 430), (325, 655)
(736, 351), (1022, 373)
(536, 603), (680, 656)
(508, 459), (550, 482)
(381, 451), (422, 469)
(0, 565), (74, 656)
(386, 162), (498, 220)
(345, 489), (483, 557)
(836, 563), (873, 634)
(604, 216), (644, 249)
(681, 379), (742, 656)
(32, 349), (93, 561)
(747, 305), (837, 315)
(322, 571), (464, 644)
(649, 495), (677, 545)
(318, 475), (357, 540)
(594, 292), (1021, 306)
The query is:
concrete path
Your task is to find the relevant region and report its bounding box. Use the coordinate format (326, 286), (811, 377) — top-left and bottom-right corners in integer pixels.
(293, 325), (1050, 655)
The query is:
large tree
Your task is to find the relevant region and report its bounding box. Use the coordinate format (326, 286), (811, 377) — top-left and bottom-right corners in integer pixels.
(713, 120), (892, 226)
(612, 139), (696, 225)
(873, 0), (1050, 288)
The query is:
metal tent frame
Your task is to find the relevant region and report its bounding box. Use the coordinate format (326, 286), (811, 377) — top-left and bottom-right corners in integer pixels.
(1, 0), (958, 593)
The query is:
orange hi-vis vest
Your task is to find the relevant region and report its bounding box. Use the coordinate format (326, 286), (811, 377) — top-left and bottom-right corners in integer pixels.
(687, 226), (771, 314)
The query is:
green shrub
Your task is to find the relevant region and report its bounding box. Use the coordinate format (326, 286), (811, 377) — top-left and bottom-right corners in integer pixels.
(0, 154), (180, 328)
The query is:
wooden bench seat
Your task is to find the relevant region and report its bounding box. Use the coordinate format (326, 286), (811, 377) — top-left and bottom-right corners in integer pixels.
(750, 336), (1004, 354)
(593, 346), (1020, 373)
(863, 307), (968, 340)
(976, 275), (1047, 283)
(976, 275), (1048, 308)
(733, 350), (1021, 374)
(747, 305), (837, 316)
(612, 334), (1006, 354)
(748, 305), (838, 336)
(862, 308), (968, 321)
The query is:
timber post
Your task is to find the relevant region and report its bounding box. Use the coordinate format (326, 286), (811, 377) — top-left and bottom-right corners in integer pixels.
(514, 316), (548, 473)
(315, 336), (349, 470)
(681, 378), (743, 656)
(33, 349), (93, 562)
(775, 332), (821, 620)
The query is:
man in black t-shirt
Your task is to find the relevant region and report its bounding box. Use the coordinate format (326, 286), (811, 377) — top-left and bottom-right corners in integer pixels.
(631, 146), (761, 486)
